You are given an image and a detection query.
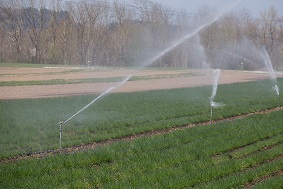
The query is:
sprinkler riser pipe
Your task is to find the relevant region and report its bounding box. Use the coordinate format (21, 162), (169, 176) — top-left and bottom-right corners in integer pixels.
(210, 105), (213, 125)
(278, 94), (280, 109)
(59, 121), (63, 150)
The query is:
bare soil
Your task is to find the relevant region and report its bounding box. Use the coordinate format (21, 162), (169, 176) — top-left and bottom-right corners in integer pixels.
(1, 67), (283, 99)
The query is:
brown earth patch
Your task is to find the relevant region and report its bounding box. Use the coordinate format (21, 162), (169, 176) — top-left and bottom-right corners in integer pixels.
(1, 67), (283, 100)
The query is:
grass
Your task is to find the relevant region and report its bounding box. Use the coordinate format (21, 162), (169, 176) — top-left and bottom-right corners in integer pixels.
(0, 72), (202, 86)
(252, 174), (283, 189)
(1, 111), (283, 188)
(0, 77), (124, 86)
(0, 78), (282, 159)
(0, 62), (63, 68)
(0, 72), (283, 188)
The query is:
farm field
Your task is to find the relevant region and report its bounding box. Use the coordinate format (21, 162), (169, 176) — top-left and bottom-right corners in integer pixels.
(1, 65), (283, 99)
(1, 111), (283, 188)
(1, 64), (283, 188)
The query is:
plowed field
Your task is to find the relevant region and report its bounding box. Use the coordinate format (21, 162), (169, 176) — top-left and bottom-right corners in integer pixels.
(1, 66), (282, 99)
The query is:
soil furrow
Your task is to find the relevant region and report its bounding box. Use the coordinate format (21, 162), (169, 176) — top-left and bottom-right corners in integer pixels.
(245, 169), (283, 188)
(1, 106), (282, 164)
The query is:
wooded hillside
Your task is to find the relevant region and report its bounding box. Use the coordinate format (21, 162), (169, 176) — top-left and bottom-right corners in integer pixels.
(0, 0), (282, 69)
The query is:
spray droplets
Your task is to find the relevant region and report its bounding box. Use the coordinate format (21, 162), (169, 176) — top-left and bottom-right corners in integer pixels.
(210, 69), (225, 125)
(211, 101), (226, 108)
(260, 47), (280, 107)
(273, 84), (279, 96)
(210, 69), (221, 103)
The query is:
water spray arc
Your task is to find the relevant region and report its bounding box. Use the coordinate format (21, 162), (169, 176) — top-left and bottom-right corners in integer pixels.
(210, 69), (225, 125)
(260, 47), (280, 108)
(58, 2), (239, 149)
(222, 50), (254, 65)
(274, 85), (280, 108)
(59, 76), (131, 149)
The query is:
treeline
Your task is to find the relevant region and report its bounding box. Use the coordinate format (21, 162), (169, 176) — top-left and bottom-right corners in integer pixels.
(0, 0), (283, 69)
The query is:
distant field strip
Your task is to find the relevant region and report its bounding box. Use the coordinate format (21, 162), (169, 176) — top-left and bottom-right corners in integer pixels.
(0, 73), (201, 86)
(0, 77), (123, 86)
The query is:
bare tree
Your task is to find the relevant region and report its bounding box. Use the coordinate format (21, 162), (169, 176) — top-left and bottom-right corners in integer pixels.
(85, 1), (108, 66)
(66, 0), (106, 65)
(45, 0), (62, 64)
(0, 0), (25, 62)
(21, 0), (49, 64)
(0, 27), (8, 62)
(111, 1), (138, 66)
(259, 6), (281, 57)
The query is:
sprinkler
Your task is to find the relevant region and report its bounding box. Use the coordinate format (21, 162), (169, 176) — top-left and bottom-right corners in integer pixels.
(59, 121), (64, 150)
(210, 101), (225, 125)
(278, 94), (280, 109)
(210, 103), (213, 125)
(209, 69), (221, 125)
(273, 84), (280, 109)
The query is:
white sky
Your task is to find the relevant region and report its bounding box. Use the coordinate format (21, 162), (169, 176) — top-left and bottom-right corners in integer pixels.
(148, 0), (283, 17)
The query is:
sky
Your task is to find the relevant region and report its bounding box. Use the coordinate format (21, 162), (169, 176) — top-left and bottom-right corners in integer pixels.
(148, 0), (283, 17)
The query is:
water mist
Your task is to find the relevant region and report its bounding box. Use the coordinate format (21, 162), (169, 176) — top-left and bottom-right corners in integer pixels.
(222, 50), (254, 65)
(58, 1), (240, 149)
(210, 69), (225, 124)
(260, 47), (280, 108)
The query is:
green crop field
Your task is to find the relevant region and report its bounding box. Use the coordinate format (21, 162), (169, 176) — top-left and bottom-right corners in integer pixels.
(1, 110), (283, 188)
(0, 79), (282, 158)
(0, 76), (283, 188)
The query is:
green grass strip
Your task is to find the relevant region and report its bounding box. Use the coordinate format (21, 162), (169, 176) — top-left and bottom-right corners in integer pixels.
(213, 133), (283, 162)
(252, 173), (283, 189)
(0, 62), (61, 68)
(0, 72), (202, 86)
(195, 157), (283, 189)
(0, 77), (124, 86)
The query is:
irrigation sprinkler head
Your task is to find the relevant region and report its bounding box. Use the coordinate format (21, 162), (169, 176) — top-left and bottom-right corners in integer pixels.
(59, 121), (64, 126)
(211, 101), (225, 108)
(272, 84), (280, 108)
(278, 93), (280, 109)
(210, 101), (225, 125)
(273, 85), (279, 96)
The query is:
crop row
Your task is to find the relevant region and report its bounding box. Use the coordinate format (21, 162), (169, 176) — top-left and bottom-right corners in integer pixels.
(0, 79), (282, 158)
(0, 72), (200, 86)
(1, 110), (283, 188)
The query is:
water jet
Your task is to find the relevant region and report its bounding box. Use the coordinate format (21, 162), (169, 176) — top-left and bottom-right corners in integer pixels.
(260, 47), (280, 108)
(59, 1), (239, 148)
(210, 69), (225, 124)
